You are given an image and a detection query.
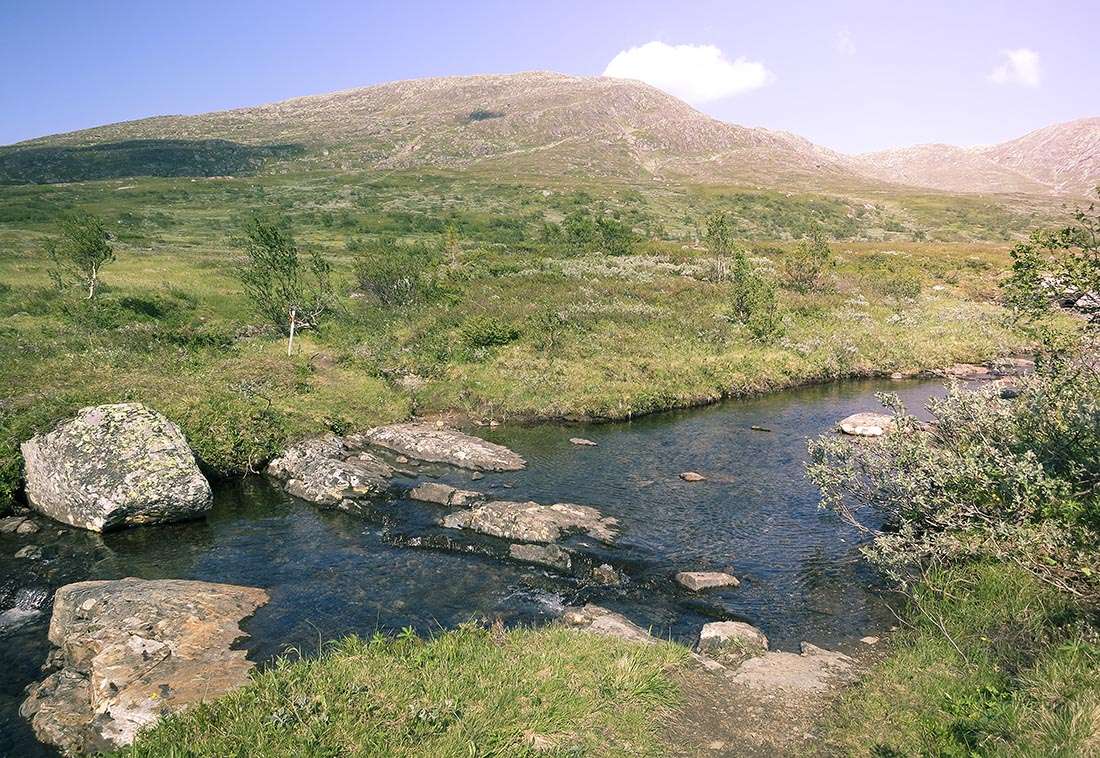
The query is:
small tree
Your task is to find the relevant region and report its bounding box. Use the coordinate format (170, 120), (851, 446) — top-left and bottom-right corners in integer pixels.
(443, 223), (460, 267)
(1003, 188), (1100, 322)
(704, 211), (734, 280)
(234, 216), (336, 352)
(727, 247), (784, 343)
(47, 212), (115, 299)
(782, 229), (833, 293)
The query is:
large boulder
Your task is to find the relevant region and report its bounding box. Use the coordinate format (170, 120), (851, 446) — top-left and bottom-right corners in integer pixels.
(356, 423), (526, 471)
(20, 578), (268, 755)
(267, 435), (392, 506)
(442, 500), (619, 543)
(20, 404), (212, 532)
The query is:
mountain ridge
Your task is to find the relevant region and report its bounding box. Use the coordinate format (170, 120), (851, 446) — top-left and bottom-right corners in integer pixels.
(4, 71), (1096, 197)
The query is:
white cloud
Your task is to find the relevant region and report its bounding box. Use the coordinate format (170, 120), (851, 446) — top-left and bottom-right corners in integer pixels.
(602, 41), (773, 104)
(835, 27), (856, 56)
(989, 48), (1041, 87)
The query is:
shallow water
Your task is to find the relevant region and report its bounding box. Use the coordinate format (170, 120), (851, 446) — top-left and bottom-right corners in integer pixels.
(0, 378), (949, 756)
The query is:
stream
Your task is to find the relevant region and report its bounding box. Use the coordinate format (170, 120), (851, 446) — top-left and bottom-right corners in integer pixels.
(0, 378), (951, 756)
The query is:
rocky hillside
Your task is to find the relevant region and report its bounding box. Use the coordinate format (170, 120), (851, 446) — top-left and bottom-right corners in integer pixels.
(852, 118), (1100, 197)
(2, 72), (855, 187)
(4, 72), (1095, 197)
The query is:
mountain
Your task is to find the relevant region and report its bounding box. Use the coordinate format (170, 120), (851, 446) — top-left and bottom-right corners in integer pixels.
(0, 72), (856, 187)
(852, 118), (1100, 197)
(2, 72), (1096, 198)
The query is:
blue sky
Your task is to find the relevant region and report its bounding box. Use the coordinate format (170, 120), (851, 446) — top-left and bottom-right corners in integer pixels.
(2, 0), (1097, 152)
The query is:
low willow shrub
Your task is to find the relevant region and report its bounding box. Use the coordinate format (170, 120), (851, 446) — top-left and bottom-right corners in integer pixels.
(808, 363), (1100, 600)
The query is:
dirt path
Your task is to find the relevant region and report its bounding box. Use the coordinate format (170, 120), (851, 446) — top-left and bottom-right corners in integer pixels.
(663, 645), (876, 757)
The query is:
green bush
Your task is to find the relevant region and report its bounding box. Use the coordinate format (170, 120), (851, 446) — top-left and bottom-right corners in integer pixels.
(726, 248), (785, 344)
(807, 364), (1100, 598)
(172, 390), (290, 476)
(353, 237), (440, 307)
(781, 230), (833, 293)
(460, 315), (521, 351)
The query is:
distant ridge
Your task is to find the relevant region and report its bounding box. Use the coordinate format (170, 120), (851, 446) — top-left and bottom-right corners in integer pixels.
(4, 72), (1097, 197)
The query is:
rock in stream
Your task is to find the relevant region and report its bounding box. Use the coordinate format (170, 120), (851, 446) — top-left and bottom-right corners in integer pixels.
(20, 578), (268, 756)
(356, 423), (526, 471)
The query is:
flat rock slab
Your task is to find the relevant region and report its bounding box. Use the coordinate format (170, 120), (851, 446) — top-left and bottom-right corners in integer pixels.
(838, 412), (894, 437)
(569, 437), (597, 446)
(699, 621), (769, 653)
(509, 542), (572, 571)
(676, 571), (740, 591)
(20, 403), (212, 532)
(679, 471), (707, 482)
(267, 435), (392, 507)
(357, 423), (526, 471)
(561, 604), (656, 645)
(407, 482), (484, 507)
(728, 642), (855, 694)
(442, 500), (619, 544)
(21, 578), (268, 755)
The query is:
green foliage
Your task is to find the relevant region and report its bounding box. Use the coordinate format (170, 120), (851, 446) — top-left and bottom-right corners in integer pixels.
(704, 210), (735, 279)
(234, 215), (337, 335)
(781, 229), (832, 293)
(726, 248), (784, 344)
(828, 563), (1100, 757)
(172, 388), (290, 476)
(1003, 189), (1100, 321)
(595, 216), (636, 256)
(353, 237), (440, 307)
(115, 623), (688, 758)
(876, 272), (923, 304)
(808, 365), (1100, 599)
(46, 211), (115, 299)
(460, 314), (520, 352)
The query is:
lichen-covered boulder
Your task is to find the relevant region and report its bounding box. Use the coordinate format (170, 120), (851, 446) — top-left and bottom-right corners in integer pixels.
(20, 578), (268, 755)
(357, 423), (526, 471)
(20, 404), (212, 532)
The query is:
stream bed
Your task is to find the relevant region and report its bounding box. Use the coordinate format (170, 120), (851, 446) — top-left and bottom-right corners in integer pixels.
(0, 378), (951, 756)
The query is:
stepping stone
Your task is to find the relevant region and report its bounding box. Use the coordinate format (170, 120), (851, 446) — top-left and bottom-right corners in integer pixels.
(676, 571), (740, 591)
(838, 412), (894, 437)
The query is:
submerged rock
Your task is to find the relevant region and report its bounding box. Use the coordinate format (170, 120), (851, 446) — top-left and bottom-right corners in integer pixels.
(561, 604), (656, 645)
(569, 437), (597, 447)
(21, 578), (268, 755)
(20, 403), (212, 532)
(837, 412), (894, 437)
(0, 516), (39, 534)
(407, 482), (484, 507)
(676, 571), (740, 591)
(442, 500), (619, 544)
(698, 621), (769, 653)
(357, 423), (526, 471)
(509, 542), (572, 571)
(267, 435), (392, 506)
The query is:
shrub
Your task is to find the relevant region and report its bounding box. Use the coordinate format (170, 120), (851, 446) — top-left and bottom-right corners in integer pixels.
(595, 216), (636, 256)
(726, 248), (784, 344)
(704, 210), (734, 280)
(460, 315), (520, 351)
(173, 389), (290, 476)
(877, 272), (922, 304)
(354, 237), (440, 307)
(46, 211), (115, 300)
(807, 364), (1100, 600)
(234, 216), (337, 336)
(781, 230), (832, 293)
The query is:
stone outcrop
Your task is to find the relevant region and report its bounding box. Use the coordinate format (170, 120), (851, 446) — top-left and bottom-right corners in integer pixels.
(20, 404), (212, 532)
(837, 412), (894, 437)
(698, 621), (769, 653)
(407, 482), (484, 507)
(357, 423), (526, 471)
(561, 604), (656, 645)
(20, 578), (268, 755)
(728, 642), (855, 693)
(267, 435), (392, 506)
(676, 571), (740, 591)
(442, 500), (619, 543)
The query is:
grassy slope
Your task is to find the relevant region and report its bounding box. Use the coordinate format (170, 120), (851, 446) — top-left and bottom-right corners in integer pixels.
(114, 624), (689, 758)
(827, 564), (1100, 757)
(0, 170), (1038, 501)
